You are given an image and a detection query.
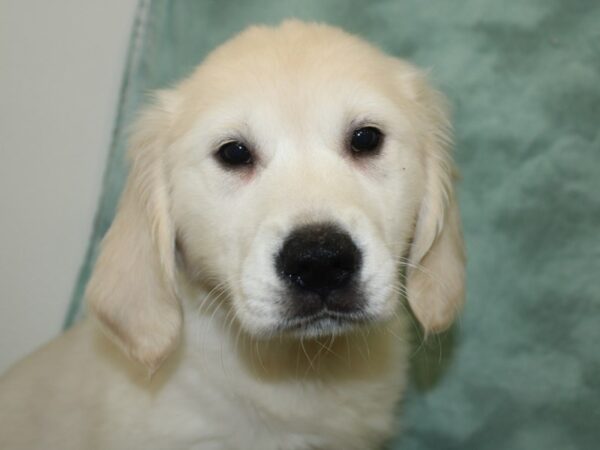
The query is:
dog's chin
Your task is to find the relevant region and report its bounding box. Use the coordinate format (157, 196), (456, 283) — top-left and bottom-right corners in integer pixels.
(276, 311), (373, 339)
(235, 307), (374, 340)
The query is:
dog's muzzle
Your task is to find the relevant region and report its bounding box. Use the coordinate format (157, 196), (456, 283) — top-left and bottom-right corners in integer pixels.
(275, 223), (365, 324)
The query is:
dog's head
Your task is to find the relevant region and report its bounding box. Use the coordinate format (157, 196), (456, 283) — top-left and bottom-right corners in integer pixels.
(86, 21), (465, 371)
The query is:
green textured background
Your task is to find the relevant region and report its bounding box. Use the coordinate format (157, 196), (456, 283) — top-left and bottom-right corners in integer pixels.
(66, 0), (600, 448)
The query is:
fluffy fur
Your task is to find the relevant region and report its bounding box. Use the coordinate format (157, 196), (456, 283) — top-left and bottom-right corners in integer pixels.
(0, 21), (465, 450)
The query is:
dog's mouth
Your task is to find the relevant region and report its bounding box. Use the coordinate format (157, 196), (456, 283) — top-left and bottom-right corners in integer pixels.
(278, 309), (373, 338)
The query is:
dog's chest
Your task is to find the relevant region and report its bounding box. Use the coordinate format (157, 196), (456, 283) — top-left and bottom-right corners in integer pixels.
(157, 343), (407, 449)
(161, 377), (404, 449)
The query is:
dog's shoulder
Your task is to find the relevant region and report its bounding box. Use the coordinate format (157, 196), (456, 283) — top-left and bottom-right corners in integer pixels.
(0, 321), (145, 448)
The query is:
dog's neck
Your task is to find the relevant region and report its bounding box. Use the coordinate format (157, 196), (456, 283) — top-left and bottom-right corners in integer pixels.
(176, 275), (404, 382)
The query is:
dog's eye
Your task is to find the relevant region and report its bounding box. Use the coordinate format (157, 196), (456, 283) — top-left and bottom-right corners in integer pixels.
(216, 141), (253, 167)
(350, 127), (383, 155)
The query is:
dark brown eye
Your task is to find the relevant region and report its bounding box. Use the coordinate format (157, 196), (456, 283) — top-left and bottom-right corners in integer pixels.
(350, 127), (383, 155)
(216, 141), (253, 167)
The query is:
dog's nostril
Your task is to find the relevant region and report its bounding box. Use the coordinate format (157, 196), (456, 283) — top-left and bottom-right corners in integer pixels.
(276, 224), (361, 297)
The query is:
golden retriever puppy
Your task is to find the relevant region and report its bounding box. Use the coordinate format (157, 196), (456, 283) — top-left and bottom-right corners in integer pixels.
(0, 20), (464, 450)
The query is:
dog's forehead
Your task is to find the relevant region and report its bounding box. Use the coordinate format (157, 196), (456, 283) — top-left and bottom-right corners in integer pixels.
(178, 24), (404, 124)
(201, 22), (394, 85)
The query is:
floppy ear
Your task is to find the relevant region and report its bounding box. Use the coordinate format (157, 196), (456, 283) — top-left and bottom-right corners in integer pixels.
(404, 74), (466, 334)
(86, 92), (181, 372)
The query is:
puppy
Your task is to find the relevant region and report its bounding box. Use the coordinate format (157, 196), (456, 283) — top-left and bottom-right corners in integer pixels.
(0, 20), (465, 450)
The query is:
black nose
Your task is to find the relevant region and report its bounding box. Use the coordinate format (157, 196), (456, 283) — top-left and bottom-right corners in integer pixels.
(276, 224), (362, 298)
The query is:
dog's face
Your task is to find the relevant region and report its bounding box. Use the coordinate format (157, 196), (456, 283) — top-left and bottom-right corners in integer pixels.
(170, 30), (426, 338)
(87, 22), (465, 370)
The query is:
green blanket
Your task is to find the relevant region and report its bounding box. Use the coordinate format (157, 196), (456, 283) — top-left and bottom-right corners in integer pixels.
(66, 1), (600, 448)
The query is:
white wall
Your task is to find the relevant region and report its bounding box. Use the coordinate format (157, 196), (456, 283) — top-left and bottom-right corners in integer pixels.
(0, 0), (138, 373)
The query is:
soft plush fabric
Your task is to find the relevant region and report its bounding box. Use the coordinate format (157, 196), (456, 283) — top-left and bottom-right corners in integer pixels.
(66, 0), (600, 448)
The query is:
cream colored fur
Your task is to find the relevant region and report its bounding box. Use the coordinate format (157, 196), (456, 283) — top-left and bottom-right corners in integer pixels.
(0, 21), (465, 450)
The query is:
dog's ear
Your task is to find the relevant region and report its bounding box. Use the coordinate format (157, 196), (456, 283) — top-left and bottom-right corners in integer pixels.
(403, 71), (466, 334)
(86, 91), (181, 372)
